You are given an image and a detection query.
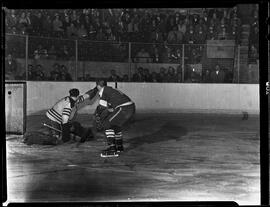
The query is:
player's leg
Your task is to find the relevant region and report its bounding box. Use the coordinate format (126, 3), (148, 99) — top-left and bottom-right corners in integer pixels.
(113, 126), (123, 152)
(100, 109), (121, 157)
(106, 104), (136, 153)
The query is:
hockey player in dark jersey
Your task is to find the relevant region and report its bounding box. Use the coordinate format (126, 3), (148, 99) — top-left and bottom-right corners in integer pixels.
(94, 79), (135, 157)
(45, 87), (98, 143)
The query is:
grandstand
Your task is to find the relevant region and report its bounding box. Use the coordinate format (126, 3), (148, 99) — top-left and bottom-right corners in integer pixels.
(5, 6), (259, 83)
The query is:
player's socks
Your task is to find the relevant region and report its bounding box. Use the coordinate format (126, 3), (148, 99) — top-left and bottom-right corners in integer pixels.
(101, 129), (118, 158)
(115, 131), (124, 152)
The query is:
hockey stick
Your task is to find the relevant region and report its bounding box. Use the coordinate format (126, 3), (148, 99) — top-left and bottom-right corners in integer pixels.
(42, 123), (62, 133)
(42, 122), (84, 146)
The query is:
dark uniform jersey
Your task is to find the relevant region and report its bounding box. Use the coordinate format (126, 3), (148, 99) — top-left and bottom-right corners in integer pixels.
(99, 86), (132, 109)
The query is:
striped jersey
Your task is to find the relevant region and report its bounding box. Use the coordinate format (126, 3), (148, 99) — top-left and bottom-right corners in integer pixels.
(46, 96), (77, 124)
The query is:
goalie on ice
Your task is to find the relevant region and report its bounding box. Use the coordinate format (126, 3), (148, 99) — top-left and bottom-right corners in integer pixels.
(24, 87), (98, 145)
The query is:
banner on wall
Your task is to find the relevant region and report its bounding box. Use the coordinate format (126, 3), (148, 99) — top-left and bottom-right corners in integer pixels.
(207, 40), (235, 59)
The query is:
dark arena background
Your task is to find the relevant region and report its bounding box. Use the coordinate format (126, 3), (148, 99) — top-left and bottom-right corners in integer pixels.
(4, 5), (264, 206)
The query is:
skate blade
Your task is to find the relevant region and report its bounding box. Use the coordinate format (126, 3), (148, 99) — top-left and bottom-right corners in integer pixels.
(100, 153), (119, 158)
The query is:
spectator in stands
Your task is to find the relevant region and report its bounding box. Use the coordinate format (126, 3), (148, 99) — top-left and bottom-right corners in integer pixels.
(211, 12), (220, 28)
(166, 66), (178, 82)
(184, 66), (201, 83)
(158, 67), (167, 82)
(249, 26), (259, 50)
(33, 44), (48, 60)
(135, 48), (151, 63)
(5, 54), (17, 80)
(6, 9), (17, 32)
(151, 72), (159, 82)
(224, 68), (234, 83)
(106, 26), (116, 41)
(67, 23), (78, 39)
(42, 15), (52, 36)
(206, 24), (217, 40)
(202, 10), (209, 26)
(52, 13), (64, 37)
(184, 25), (195, 44)
(177, 19), (187, 37)
(132, 67), (145, 82)
(157, 14), (167, 41)
(195, 26), (206, 44)
(84, 74), (93, 81)
(152, 47), (162, 63)
(210, 64), (225, 83)
(60, 65), (72, 81)
(122, 74), (129, 82)
(18, 12), (29, 32)
(167, 26), (177, 44)
(25, 12), (33, 33)
(48, 45), (57, 60)
(35, 65), (46, 80)
(60, 45), (71, 60)
(32, 12), (44, 36)
(108, 69), (121, 82)
(230, 26), (240, 44)
(62, 15), (71, 35)
(88, 24), (97, 40)
(143, 68), (152, 82)
(176, 65), (182, 82)
(202, 69), (211, 83)
(195, 18), (207, 34)
(248, 44), (259, 64)
(187, 48), (200, 64)
(50, 63), (61, 81)
(96, 28), (106, 41)
(70, 10), (77, 25)
(131, 14), (140, 42)
(175, 25), (184, 44)
(161, 44), (175, 63)
(170, 48), (182, 63)
(77, 24), (88, 39)
(218, 27), (228, 40)
(230, 9), (241, 28)
(166, 15), (176, 33)
(21, 64), (33, 80)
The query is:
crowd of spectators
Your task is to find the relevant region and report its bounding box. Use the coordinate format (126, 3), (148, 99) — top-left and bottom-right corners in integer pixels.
(5, 7), (258, 83)
(6, 7), (256, 44)
(130, 64), (233, 83)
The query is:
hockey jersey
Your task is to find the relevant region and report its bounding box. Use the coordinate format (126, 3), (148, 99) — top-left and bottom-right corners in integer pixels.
(46, 96), (77, 124)
(99, 86), (132, 109)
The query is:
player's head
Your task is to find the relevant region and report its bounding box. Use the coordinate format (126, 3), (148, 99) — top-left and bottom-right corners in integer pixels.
(96, 79), (107, 90)
(69, 88), (80, 99)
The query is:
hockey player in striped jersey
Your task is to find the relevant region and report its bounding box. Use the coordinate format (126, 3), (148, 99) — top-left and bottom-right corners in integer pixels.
(45, 87), (98, 143)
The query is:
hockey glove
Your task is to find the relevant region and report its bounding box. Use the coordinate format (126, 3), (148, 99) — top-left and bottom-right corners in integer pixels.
(76, 95), (85, 104)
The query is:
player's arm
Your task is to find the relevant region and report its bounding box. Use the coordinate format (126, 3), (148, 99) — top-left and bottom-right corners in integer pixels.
(77, 87), (98, 104)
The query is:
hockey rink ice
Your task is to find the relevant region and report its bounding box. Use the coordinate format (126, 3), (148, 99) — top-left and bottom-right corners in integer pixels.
(6, 112), (260, 205)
